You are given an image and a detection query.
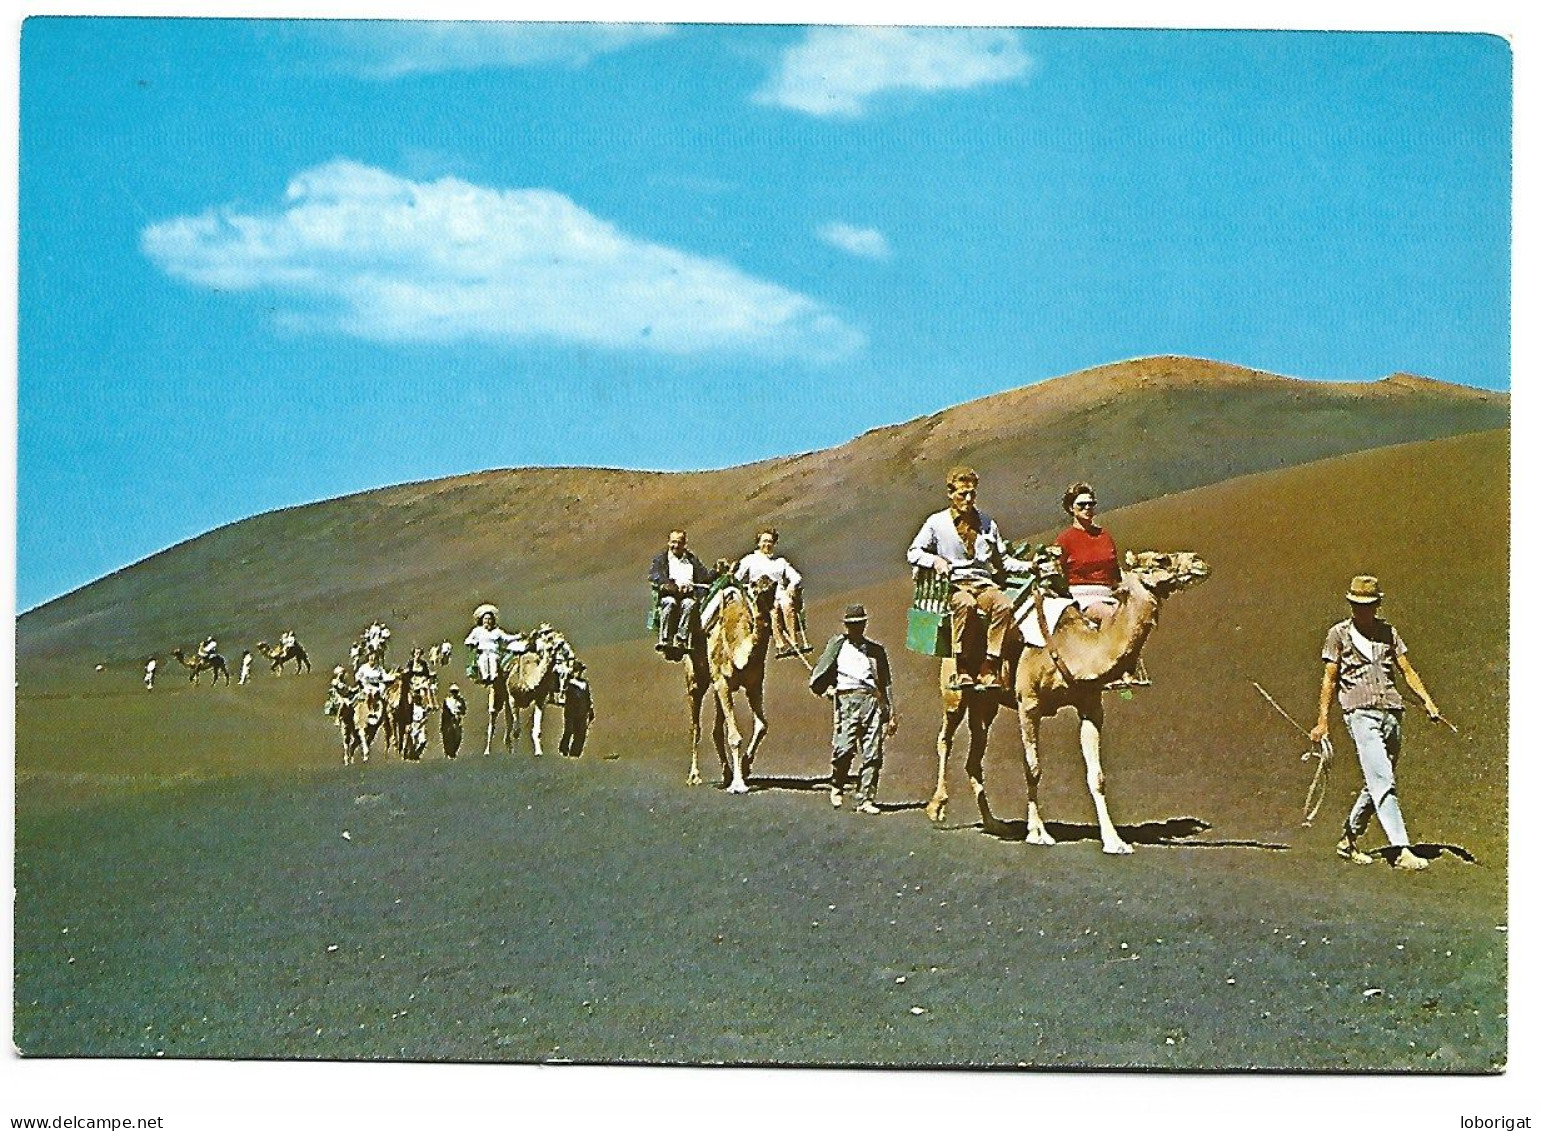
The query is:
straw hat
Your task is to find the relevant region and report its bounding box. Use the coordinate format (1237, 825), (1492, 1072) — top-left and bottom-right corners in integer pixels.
(1345, 575), (1384, 604)
(473, 603), (499, 621)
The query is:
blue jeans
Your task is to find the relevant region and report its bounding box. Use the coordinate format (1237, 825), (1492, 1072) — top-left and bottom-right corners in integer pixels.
(1344, 708), (1410, 847)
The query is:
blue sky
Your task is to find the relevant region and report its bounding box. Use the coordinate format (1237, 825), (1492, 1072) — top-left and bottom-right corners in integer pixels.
(16, 20), (1511, 609)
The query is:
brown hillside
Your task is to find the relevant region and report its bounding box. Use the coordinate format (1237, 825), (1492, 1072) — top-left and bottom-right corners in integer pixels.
(16, 356), (1505, 678)
(17, 428), (1507, 873)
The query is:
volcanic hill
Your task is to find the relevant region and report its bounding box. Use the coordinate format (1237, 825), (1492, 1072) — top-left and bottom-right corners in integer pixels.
(17, 355), (1507, 675)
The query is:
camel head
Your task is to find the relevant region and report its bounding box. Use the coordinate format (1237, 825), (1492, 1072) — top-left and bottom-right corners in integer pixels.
(746, 574), (778, 612)
(1123, 550), (1211, 597)
(713, 558), (734, 579)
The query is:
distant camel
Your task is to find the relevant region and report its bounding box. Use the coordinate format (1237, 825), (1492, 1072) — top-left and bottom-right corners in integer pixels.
(481, 627), (562, 757)
(677, 574), (776, 791)
(170, 648), (230, 686)
(255, 639), (312, 676)
(926, 551), (1209, 854)
(342, 678), (396, 764)
(508, 626), (573, 758)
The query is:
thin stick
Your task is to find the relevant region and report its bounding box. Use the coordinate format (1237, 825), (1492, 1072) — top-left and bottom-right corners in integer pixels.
(1251, 681), (1311, 738)
(1439, 716), (1462, 736)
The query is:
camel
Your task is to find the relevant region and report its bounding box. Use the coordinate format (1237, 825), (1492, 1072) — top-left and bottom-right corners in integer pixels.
(255, 639), (312, 676)
(925, 550), (1210, 854)
(170, 648), (231, 686)
(678, 575), (777, 792)
(338, 693), (390, 765)
(509, 627), (573, 758)
(481, 627), (563, 757)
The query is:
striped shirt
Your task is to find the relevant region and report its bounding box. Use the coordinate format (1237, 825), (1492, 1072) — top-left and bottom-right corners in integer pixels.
(1322, 618), (1407, 713)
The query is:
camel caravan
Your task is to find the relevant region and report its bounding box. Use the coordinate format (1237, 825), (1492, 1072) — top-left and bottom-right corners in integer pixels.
(129, 462), (1462, 874)
(647, 471), (1212, 857)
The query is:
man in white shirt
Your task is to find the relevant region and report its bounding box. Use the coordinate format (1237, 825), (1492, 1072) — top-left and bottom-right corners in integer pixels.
(808, 604), (897, 814)
(239, 650), (253, 685)
(907, 466), (1029, 689)
(144, 658), (156, 691)
(648, 529), (714, 658)
(735, 528), (808, 657)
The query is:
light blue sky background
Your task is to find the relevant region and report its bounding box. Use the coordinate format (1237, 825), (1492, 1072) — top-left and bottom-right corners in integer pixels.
(17, 20), (1510, 609)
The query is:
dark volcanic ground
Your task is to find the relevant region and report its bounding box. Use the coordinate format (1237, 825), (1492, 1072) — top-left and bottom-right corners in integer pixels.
(16, 752), (1503, 1070)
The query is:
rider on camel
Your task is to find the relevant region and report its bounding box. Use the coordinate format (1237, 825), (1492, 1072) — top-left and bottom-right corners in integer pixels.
(907, 465), (1029, 690)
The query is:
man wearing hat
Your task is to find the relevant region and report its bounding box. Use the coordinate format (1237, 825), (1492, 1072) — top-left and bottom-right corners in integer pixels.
(559, 661), (596, 758)
(809, 604), (897, 814)
(1310, 575), (1443, 871)
(465, 604), (517, 685)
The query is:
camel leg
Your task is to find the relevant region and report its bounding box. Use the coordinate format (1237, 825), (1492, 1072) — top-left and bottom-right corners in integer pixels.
(1078, 696), (1131, 854)
(740, 680), (768, 780)
(686, 684), (705, 786)
(926, 702), (966, 823)
(965, 701), (997, 821)
(719, 685), (749, 794)
(484, 688), (497, 757)
(531, 704), (544, 757)
(1015, 710), (1054, 845)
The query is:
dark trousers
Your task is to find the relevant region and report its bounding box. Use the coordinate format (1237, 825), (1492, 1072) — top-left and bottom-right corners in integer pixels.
(560, 716), (590, 758)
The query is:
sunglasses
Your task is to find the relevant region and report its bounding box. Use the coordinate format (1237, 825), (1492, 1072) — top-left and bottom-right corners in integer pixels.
(1072, 499), (1097, 509)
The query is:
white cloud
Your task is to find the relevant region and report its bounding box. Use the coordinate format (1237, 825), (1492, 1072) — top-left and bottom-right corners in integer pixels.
(327, 22), (675, 79)
(817, 222), (892, 261)
(755, 27), (1032, 118)
(140, 160), (862, 362)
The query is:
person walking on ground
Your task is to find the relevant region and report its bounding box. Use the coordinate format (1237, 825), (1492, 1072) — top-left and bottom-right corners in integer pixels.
(559, 662), (595, 758)
(1310, 575), (1443, 872)
(441, 684), (467, 759)
(144, 657), (156, 691)
(808, 604), (897, 814)
(239, 650), (253, 685)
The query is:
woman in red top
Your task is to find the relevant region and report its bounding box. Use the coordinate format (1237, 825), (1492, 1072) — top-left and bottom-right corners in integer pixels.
(1054, 481), (1120, 623)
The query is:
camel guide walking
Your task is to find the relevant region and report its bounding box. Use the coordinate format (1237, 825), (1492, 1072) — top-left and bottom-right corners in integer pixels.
(907, 466), (1029, 689)
(1310, 575), (1443, 872)
(809, 604), (897, 814)
(441, 685), (467, 758)
(144, 657), (156, 691)
(559, 662), (595, 758)
(239, 650), (253, 685)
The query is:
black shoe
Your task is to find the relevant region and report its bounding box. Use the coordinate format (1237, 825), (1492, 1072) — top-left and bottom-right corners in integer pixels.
(655, 641), (671, 652)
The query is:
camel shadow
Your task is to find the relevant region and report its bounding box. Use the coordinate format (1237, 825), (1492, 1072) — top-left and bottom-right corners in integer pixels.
(958, 801), (1290, 851)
